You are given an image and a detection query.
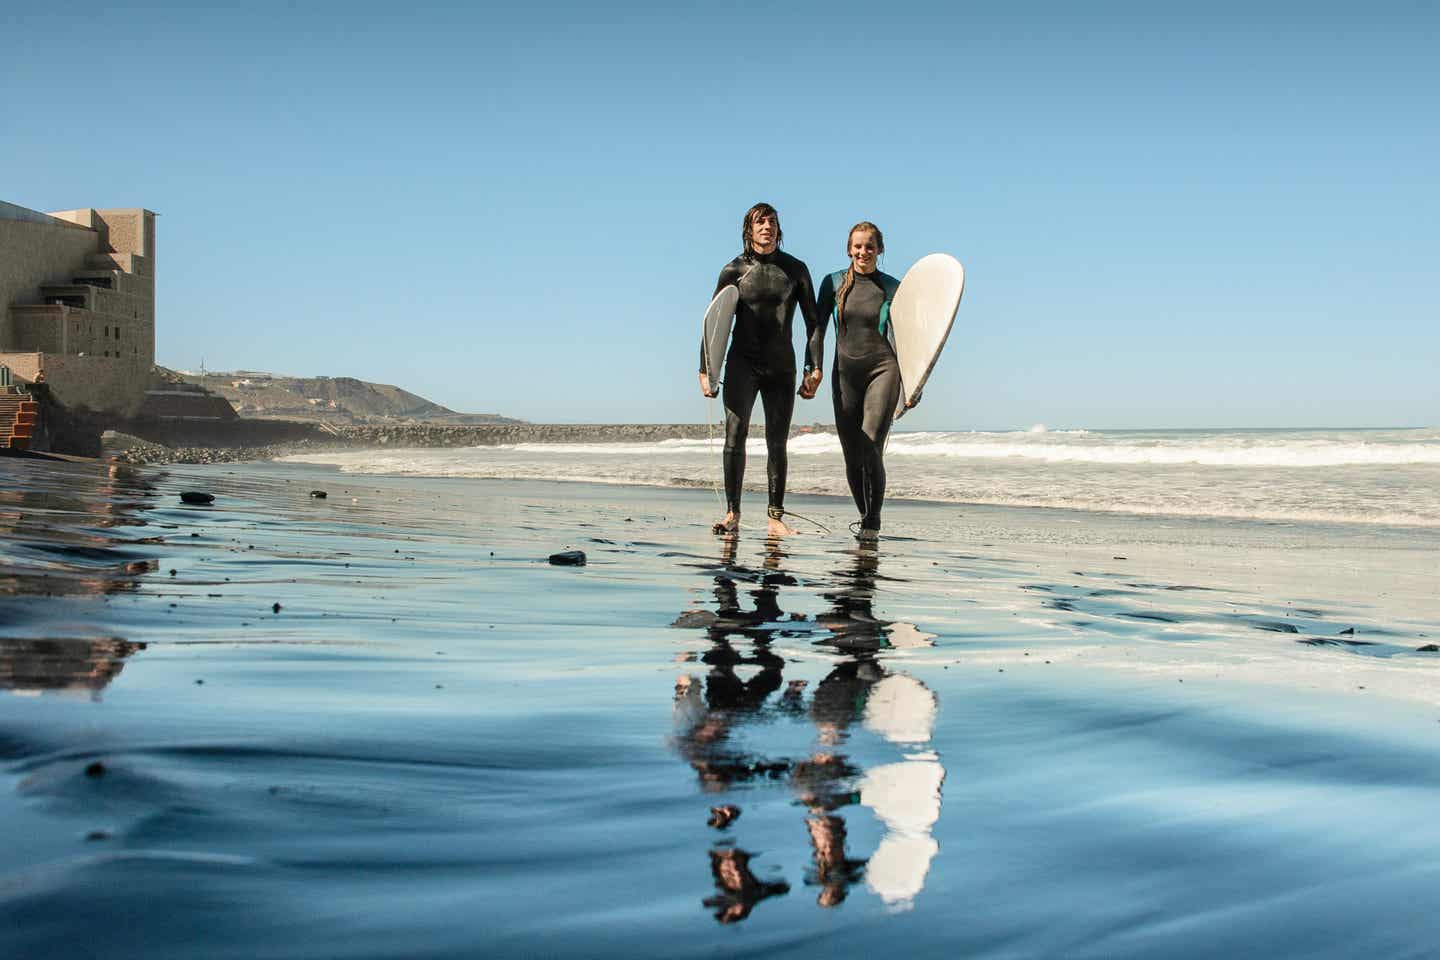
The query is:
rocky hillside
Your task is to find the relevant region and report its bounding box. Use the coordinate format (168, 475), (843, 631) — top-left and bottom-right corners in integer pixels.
(160, 368), (521, 425)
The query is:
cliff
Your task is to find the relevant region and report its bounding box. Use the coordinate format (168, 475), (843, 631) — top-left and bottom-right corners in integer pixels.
(170, 369), (521, 425)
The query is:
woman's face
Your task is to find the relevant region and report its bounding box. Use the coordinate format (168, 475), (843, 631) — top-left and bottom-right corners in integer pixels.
(848, 230), (880, 274)
(749, 213), (778, 253)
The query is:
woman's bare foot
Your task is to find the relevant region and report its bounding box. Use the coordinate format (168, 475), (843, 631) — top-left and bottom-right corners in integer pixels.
(711, 512), (739, 536)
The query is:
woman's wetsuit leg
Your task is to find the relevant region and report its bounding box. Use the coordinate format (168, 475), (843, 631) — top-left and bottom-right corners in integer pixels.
(833, 352), (901, 530)
(832, 370), (868, 517)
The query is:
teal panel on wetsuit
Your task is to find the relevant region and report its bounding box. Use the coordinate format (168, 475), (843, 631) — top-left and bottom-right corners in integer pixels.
(876, 273), (900, 337)
(822, 269), (899, 336)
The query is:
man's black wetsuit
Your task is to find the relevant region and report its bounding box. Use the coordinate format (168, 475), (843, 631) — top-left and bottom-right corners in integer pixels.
(701, 249), (821, 518)
(813, 269), (902, 532)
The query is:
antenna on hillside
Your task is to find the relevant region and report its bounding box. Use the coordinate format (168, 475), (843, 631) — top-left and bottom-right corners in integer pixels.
(200, 356), (206, 376)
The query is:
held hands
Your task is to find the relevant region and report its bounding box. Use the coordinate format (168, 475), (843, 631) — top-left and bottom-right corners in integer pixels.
(797, 368), (823, 399)
(699, 372), (719, 398)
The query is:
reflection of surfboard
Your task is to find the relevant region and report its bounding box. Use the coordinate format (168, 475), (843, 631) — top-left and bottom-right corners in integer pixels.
(701, 285), (739, 388)
(890, 254), (964, 419)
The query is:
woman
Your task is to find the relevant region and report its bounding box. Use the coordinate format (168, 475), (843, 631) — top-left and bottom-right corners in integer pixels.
(699, 202), (823, 538)
(811, 222), (906, 541)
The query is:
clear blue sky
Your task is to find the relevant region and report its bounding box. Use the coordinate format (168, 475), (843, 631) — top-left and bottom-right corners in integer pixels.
(4, 1), (1435, 429)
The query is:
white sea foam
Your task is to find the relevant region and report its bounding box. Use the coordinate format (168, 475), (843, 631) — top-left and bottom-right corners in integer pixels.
(281, 427), (1440, 529)
(471, 429), (1440, 467)
(875, 431), (1440, 469)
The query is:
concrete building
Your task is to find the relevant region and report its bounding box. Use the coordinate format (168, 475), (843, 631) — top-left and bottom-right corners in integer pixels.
(0, 201), (158, 450)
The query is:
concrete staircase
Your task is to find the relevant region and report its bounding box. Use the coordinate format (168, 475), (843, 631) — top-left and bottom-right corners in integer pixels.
(0, 393), (40, 452)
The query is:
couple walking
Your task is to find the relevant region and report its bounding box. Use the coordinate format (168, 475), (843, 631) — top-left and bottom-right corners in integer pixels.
(700, 202), (913, 541)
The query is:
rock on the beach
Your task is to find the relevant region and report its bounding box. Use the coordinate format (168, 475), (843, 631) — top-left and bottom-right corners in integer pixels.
(1418, 644), (1439, 653)
(310, 490), (328, 499)
(548, 550), (586, 566)
(180, 491), (215, 505)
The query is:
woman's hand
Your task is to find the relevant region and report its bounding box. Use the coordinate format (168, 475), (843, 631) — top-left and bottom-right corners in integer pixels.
(699, 372), (719, 398)
(798, 368), (823, 399)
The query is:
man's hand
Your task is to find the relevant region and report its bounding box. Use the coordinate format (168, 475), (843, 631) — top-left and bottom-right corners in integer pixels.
(699, 372), (719, 398)
(798, 368), (823, 399)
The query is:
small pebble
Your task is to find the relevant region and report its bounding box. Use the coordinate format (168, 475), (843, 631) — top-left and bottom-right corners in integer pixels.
(180, 491), (214, 505)
(84, 761), (105, 778)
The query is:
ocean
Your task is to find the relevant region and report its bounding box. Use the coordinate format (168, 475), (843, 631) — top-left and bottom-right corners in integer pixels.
(284, 426), (1440, 529)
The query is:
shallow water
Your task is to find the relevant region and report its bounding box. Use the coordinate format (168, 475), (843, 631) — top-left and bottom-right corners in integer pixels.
(3, 456), (1440, 958)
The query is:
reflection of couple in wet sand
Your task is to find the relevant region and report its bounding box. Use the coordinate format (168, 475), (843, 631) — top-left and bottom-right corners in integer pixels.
(673, 539), (944, 922)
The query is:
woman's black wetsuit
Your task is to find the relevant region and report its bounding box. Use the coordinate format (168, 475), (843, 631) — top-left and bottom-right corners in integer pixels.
(701, 250), (821, 518)
(812, 269), (902, 532)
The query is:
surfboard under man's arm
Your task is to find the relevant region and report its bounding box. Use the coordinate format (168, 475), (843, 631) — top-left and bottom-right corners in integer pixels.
(701, 261), (746, 373)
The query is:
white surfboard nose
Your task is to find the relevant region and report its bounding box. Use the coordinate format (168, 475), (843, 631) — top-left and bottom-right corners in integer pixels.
(890, 253), (964, 420)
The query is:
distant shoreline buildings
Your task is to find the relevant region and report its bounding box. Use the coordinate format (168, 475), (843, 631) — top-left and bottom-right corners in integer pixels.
(0, 201), (158, 449)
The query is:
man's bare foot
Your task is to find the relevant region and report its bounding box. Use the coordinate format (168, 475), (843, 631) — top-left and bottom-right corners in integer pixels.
(767, 516), (798, 537)
(711, 512), (739, 536)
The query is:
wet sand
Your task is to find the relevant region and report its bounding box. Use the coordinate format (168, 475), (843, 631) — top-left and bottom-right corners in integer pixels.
(3, 455), (1440, 958)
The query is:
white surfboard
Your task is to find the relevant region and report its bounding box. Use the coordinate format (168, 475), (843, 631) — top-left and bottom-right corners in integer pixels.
(889, 254), (964, 420)
(701, 285), (739, 390)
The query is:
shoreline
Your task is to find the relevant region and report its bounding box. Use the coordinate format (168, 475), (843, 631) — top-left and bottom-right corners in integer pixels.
(7, 457), (1440, 703)
(87, 428), (1440, 535)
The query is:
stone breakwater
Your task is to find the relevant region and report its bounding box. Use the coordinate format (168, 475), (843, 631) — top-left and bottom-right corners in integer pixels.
(104, 422), (834, 465)
(335, 423), (740, 447)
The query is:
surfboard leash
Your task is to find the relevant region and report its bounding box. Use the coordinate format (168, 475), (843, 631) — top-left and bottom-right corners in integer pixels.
(777, 508), (832, 535)
(707, 394), (724, 514)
